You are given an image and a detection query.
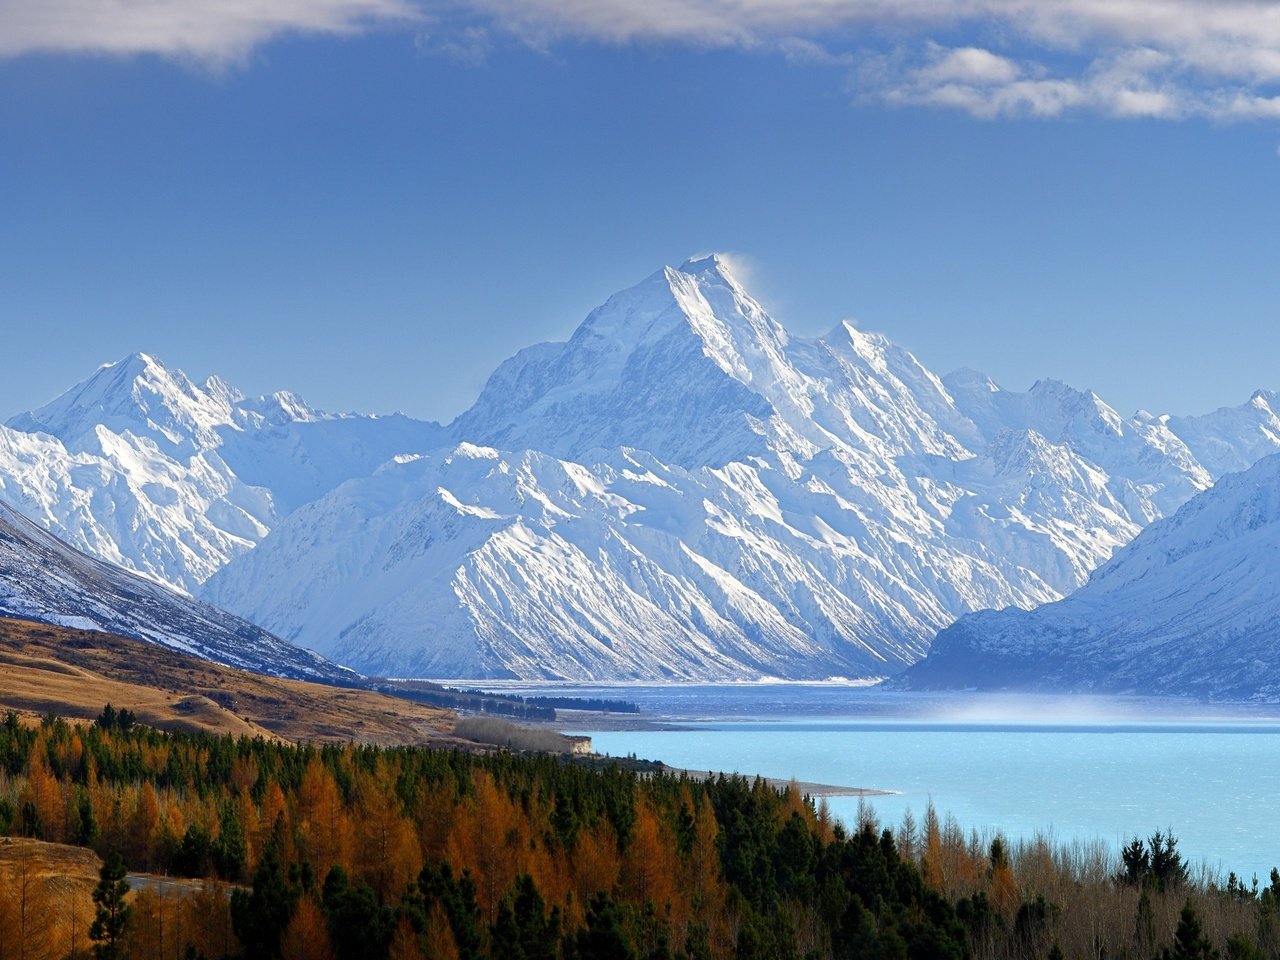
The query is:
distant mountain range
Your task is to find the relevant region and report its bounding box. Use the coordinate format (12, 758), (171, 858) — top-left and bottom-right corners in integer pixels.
(6, 255), (1280, 681)
(1, 352), (441, 592)
(899, 450), (1280, 700)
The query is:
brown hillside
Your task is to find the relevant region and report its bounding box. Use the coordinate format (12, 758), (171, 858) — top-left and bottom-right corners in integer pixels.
(0, 837), (100, 960)
(0, 617), (460, 745)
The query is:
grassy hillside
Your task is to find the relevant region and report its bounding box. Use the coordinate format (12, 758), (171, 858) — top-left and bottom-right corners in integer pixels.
(0, 837), (100, 960)
(0, 617), (460, 745)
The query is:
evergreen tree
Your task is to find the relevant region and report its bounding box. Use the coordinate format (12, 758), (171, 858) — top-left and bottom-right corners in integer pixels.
(1225, 933), (1261, 960)
(96, 704), (117, 730)
(1135, 889), (1156, 956)
(231, 842), (299, 959)
(89, 848), (132, 960)
(1160, 900), (1218, 960)
(566, 893), (636, 960)
(1150, 831), (1190, 892)
(491, 875), (560, 960)
(212, 802), (248, 881)
(76, 791), (100, 847)
(1122, 836), (1151, 886)
(19, 800), (42, 839)
(321, 865), (394, 960)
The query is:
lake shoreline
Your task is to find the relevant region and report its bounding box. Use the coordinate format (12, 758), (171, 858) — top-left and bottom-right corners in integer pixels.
(655, 762), (896, 798)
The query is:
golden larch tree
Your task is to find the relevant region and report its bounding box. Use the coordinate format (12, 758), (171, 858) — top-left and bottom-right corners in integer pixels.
(353, 769), (420, 902)
(387, 915), (426, 960)
(421, 902), (460, 960)
(279, 895), (334, 960)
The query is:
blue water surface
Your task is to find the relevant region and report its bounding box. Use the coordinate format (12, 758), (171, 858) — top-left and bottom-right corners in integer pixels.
(487, 683), (1280, 883)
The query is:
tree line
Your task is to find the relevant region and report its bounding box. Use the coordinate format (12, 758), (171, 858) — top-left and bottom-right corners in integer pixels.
(0, 708), (1277, 959)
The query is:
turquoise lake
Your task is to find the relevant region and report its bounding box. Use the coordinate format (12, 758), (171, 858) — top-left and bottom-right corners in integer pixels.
(485, 683), (1280, 884)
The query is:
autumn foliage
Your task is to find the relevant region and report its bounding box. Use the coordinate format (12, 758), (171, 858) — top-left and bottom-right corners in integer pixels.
(0, 710), (1277, 960)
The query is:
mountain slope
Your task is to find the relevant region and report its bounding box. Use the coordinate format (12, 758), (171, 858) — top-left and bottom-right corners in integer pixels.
(898, 453), (1280, 699)
(205, 258), (1273, 680)
(1165, 390), (1280, 478)
(205, 443), (987, 679)
(0, 617), (457, 744)
(0, 496), (349, 681)
(2, 353), (442, 592)
(11, 260), (1280, 682)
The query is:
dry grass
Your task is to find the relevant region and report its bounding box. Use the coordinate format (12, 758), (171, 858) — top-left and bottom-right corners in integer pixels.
(0, 837), (100, 959)
(0, 617), (465, 746)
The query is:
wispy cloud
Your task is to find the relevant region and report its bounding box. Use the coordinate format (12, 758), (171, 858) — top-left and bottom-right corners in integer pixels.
(458, 0), (1280, 122)
(0, 0), (417, 65)
(878, 43), (1188, 119)
(5, 0), (1280, 123)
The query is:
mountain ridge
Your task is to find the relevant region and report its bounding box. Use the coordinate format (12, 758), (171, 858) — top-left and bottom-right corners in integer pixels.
(7, 257), (1280, 681)
(898, 450), (1280, 699)
(0, 495), (350, 681)
(203, 258), (1280, 679)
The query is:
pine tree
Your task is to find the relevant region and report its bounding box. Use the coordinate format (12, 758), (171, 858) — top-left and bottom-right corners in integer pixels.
(1150, 831), (1190, 892)
(491, 875), (560, 960)
(1161, 900), (1218, 960)
(76, 790), (100, 848)
(231, 841), (299, 960)
(89, 848), (132, 960)
(566, 893), (636, 960)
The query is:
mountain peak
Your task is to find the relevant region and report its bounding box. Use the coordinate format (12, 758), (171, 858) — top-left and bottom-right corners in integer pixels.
(678, 252), (730, 274)
(1250, 389), (1276, 410)
(673, 253), (748, 295)
(944, 367), (1001, 394)
(452, 257), (790, 465)
(117, 350), (162, 371)
(8, 352), (235, 456)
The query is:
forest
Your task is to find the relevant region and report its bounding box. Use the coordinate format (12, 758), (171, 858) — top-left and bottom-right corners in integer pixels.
(0, 708), (1277, 960)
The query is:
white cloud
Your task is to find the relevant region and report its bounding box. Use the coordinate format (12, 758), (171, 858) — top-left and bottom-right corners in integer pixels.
(6, 0), (1280, 123)
(1225, 93), (1280, 118)
(776, 36), (855, 67)
(0, 0), (416, 64)
(416, 26), (493, 65)
(453, 0), (1280, 123)
(917, 45), (1021, 86)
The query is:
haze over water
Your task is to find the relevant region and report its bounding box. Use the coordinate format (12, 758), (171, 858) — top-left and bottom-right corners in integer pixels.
(490, 684), (1280, 884)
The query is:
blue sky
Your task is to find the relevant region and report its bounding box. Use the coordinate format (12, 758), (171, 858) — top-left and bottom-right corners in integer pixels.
(1, 1), (1279, 424)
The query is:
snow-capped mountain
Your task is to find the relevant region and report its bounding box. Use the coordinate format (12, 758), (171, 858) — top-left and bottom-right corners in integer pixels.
(1, 353), (441, 592)
(9, 257), (1280, 681)
(899, 451), (1280, 700)
(202, 257), (1277, 679)
(454, 256), (977, 468)
(0, 497), (349, 681)
(204, 442), (989, 679)
(1164, 390), (1280, 478)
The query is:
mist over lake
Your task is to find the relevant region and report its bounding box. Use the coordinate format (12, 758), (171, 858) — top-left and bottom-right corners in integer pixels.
(488, 683), (1280, 884)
